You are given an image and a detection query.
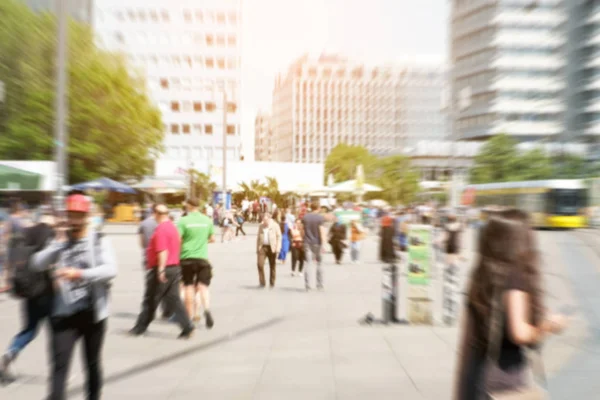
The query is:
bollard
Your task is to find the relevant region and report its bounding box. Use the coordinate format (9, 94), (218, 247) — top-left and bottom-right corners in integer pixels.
(382, 264), (396, 323)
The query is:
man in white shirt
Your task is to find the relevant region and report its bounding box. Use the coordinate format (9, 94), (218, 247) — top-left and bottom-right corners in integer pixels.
(255, 212), (282, 288)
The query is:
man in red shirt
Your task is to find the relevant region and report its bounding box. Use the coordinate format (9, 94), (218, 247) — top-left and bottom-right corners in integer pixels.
(130, 204), (194, 339)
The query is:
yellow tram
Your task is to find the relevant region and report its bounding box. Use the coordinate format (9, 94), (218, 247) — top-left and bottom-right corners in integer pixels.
(466, 179), (588, 229)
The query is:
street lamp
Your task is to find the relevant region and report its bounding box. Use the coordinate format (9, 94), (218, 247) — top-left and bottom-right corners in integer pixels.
(54, 0), (68, 209)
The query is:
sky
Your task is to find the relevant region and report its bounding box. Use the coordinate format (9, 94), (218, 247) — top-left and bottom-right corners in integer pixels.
(240, 0), (449, 160)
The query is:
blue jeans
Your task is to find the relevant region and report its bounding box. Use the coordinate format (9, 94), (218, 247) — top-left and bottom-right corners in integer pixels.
(351, 242), (361, 262)
(7, 294), (53, 356)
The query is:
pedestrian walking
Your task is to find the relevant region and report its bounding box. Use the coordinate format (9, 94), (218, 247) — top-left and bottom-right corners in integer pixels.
(130, 204), (195, 339)
(302, 203), (326, 291)
(138, 205), (172, 320)
(453, 213), (567, 400)
(30, 194), (117, 400)
(178, 198), (215, 328)
(277, 218), (291, 264)
(0, 208), (55, 383)
(256, 212), (282, 288)
(1, 199), (26, 292)
(290, 219), (305, 276)
(349, 220), (366, 263)
(328, 216), (347, 264)
(235, 210), (246, 236)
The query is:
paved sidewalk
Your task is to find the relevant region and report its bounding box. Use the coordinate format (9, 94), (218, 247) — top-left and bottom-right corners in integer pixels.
(0, 224), (594, 399)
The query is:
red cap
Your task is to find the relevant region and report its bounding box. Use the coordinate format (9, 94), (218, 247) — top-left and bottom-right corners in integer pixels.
(66, 194), (91, 213)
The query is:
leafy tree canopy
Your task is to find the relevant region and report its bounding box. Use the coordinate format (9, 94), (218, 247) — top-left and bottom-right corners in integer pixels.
(0, 0), (163, 184)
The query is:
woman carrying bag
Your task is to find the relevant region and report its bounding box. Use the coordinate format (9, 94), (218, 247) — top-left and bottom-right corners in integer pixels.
(453, 212), (567, 400)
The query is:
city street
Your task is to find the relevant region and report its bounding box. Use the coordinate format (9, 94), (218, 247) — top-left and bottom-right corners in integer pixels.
(0, 224), (599, 399)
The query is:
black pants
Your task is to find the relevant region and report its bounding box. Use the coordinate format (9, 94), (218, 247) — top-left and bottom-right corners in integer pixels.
(49, 310), (106, 400)
(236, 223), (246, 236)
(291, 246), (305, 272)
(331, 242), (344, 263)
(133, 267), (192, 332)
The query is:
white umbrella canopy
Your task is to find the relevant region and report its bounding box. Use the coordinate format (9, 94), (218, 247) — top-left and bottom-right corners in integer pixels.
(327, 179), (382, 193)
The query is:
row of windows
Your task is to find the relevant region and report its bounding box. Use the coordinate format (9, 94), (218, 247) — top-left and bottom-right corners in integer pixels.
(148, 77), (238, 93)
(292, 66), (440, 82)
(113, 9), (238, 26)
(165, 146), (238, 160)
(116, 32), (237, 48)
(167, 123), (237, 135)
(161, 100), (237, 113)
(132, 55), (239, 72)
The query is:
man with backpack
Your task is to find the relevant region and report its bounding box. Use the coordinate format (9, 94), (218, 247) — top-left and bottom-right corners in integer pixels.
(0, 207), (55, 383)
(29, 194), (117, 400)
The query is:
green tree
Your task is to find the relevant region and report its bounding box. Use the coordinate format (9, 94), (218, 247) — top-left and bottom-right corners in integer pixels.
(191, 170), (216, 202)
(513, 148), (553, 181)
(237, 179), (265, 201)
(0, 0), (163, 183)
(369, 155), (419, 205)
(470, 135), (520, 184)
(325, 144), (377, 183)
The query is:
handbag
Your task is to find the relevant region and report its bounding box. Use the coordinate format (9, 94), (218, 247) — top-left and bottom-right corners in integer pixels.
(485, 270), (547, 400)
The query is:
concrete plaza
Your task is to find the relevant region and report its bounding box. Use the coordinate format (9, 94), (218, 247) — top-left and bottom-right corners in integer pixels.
(0, 224), (598, 399)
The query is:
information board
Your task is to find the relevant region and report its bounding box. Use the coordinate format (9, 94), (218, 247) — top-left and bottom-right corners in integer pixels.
(407, 225), (433, 285)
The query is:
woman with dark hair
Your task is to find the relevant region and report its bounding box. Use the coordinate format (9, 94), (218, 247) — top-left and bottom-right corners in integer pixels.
(453, 214), (567, 399)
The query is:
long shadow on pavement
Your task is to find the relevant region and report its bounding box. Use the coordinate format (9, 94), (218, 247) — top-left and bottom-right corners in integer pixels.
(66, 317), (284, 397)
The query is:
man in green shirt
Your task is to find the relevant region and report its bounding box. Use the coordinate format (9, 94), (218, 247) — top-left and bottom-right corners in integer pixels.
(177, 198), (215, 329)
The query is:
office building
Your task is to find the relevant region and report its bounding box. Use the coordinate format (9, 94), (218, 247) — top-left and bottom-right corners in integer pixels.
(93, 0), (242, 174)
(254, 112), (273, 161)
(271, 54), (446, 163)
(24, 0), (94, 23)
(449, 0), (565, 142)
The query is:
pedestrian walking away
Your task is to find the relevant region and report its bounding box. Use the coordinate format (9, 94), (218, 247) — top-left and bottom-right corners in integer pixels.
(29, 194), (117, 400)
(290, 218), (305, 276)
(349, 220), (366, 263)
(328, 216), (347, 265)
(278, 216), (291, 264)
(256, 212), (282, 288)
(0, 208), (55, 383)
(178, 198), (216, 329)
(302, 203), (326, 290)
(130, 204), (195, 339)
(138, 205), (172, 320)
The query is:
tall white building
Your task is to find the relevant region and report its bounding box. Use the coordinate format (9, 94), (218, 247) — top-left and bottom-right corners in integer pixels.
(93, 0), (242, 175)
(254, 112), (273, 161)
(449, 0), (565, 142)
(271, 54), (446, 163)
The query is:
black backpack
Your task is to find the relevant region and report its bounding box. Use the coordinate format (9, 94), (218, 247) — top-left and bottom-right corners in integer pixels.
(11, 231), (51, 299)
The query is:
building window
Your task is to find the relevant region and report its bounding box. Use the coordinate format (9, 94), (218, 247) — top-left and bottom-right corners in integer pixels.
(127, 9), (136, 21)
(227, 35), (237, 47)
(138, 10), (146, 22)
(206, 34), (214, 46)
(227, 58), (237, 70)
(206, 58), (214, 69)
(227, 125), (236, 135)
(183, 9), (192, 22)
(115, 11), (124, 21)
(205, 102), (216, 112)
(115, 32), (124, 44)
(217, 58), (225, 70)
(216, 34), (225, 47)
(228, 11), (237, 25)
(182, 101), (192, 112)
(161, 10), (169, 21)
(193, 102), (202, 112)
(216, 12), (226, 24)
(195, 10), (203, 22)
(171, 101), (180, 112)
(193, 124), (203, 134)
(182, 124), (191, 134)
(171, 124), (180, 134)
(227, 102), (237, 113)
(160, 78), (169, 89)
(205, 124), (213, 134)
(150, 10), (158, 22)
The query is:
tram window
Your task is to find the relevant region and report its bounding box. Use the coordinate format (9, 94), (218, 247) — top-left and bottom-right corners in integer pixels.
(550, 189), (584, 215)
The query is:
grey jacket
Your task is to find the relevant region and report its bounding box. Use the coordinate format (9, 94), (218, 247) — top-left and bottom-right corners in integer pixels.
(32, 232), (117, 323)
